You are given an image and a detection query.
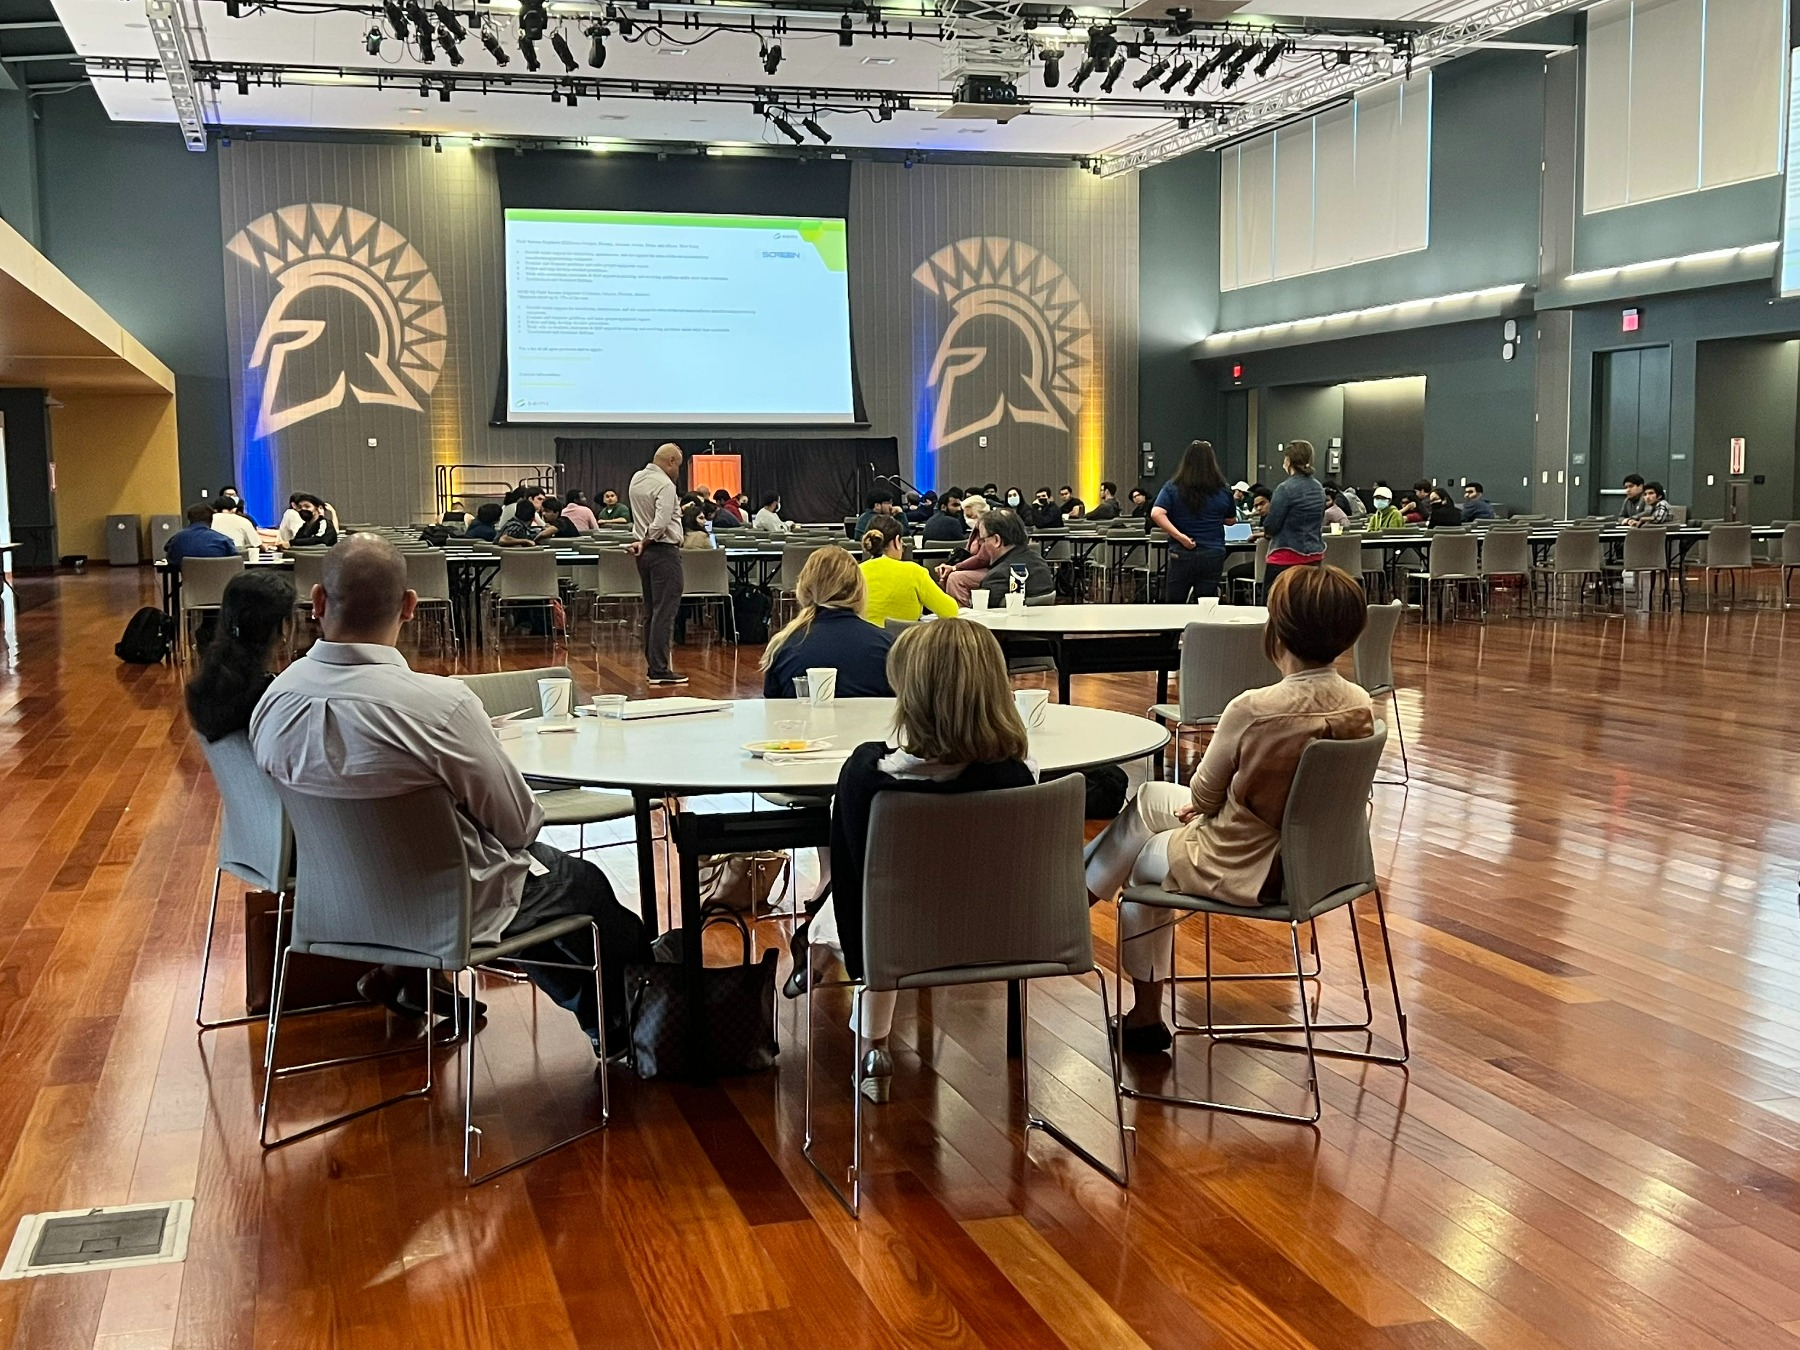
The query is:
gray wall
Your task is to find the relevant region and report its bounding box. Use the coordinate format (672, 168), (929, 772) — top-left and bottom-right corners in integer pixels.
(1261, 384), (1342, 482)
(1343, 377), (1427, 492)
(0, 87), (39, 247)
(1138, 152), (1220, 477)
(1690, 339), (1798, 522)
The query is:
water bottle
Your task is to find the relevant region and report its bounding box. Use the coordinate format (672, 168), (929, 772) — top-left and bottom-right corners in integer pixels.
(1006, 563), (1028, 612)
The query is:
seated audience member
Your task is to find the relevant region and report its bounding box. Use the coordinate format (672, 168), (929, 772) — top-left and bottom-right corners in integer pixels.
(539, 498), (580, 539)
(1618, 474), (1647, 522)
(859, 517), (958, 627)
(900, 492), (929, 526)
(922, 490), (969, 542)
(1339, 483), (1367, 517)
(1059, 486), (1087, 520)
(680, 501), (713, 549)
(167, 503), (240, 565)
(1128, 487), (1151, 519)
(1398, 491), (1426, 525)
(1027, 488), (1063, 529)
(967, 508), (1056, 608)
(290, 495), (339, 548)
(1250, 487), (1273, 521)
(465, 502), (503, 542)
(854, 490), (897, 539)
(1461, 483), (1496, 522)
(1001, 487), (1027, 512)
(800, 618), (1035, 1101)
(1084, 565), (1372, 1051)
(185, 571), (294, 741)
(1232, 481), (1253, 521)
(498, 499), (548, 546)
(250, 536), (649, 1048)
(1324, 496), (1349, 528)
(560, 491), (599, 532)
(441, 500), (470, 530)
(595, 489), (631, 523)
(713, 490), (745, 528)
(276, 494), (306, 546)
(1089, 481), (1122, 521)
(208, 498), (262, 551)
(1427, 487), (1464, 529)
(217, 484), (253, 525)
(761, 547), (894, 699)
(753, 492), (791, 533)
(1364, 488), (1406, 532)
(1625, 481), (1672, 526)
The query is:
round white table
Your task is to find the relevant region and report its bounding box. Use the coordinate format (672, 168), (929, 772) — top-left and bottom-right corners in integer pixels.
(966, 602), (1268, 703)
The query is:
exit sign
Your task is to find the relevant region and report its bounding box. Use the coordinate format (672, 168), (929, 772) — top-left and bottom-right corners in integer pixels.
(1621, 307), (1641, 332)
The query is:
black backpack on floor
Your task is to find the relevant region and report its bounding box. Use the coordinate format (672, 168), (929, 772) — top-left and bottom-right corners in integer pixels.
(730, 583), (773, 645)
(116, 607), (175, 664)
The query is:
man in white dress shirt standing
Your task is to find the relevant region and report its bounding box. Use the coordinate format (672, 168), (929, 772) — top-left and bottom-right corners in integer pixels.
(627, 442), (687, 687)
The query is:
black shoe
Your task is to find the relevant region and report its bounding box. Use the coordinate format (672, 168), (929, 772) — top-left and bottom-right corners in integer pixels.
(648, 673), (689, 686)
(783, 944), (840, 999)
(1108, 1015), (1172, 1055)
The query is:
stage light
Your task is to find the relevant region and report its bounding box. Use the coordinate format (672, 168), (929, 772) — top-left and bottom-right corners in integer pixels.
(434, 135), (443, 152)
(384, 0), (408, 37)
(441, 29), (463, 64)
(437, 79), (451, 101)
(1193, 41), (1235, 82)
(586, 22), (607, 67)
(1069, 56), (1094, 90)
(1159, 56), (1190, 91)
(418, 24), (435, 61)
(405, 2), (429, 37)
(1219, 42), (1256, 89)
(432, 3), (465, 41)
(1041, 46), (1061, 88)
(761, 40), (782, 74)
(1183, 61), (1204, 95)
(1099, 54), (1124, 91)
(1056, 6), (1074, 28)
(1132, 56), (1167, 90)
(518, 33), (540, 69)
(225, 0), (240, 15)
(518, 0), (546, 41)
(1336, 47), (1351, 65)
(769, 112), (804, 144)
(364, 26), (382, 54)
(481, 27), (509, 64)
(235, 69), (249, 94)
(838, 13), (853, 46)
(1167, 7), (1192, 34)
(800, 115), (830, 143)
(1254, 39), (1284, 75)
(550, 30), (578, 71)
(566, 84), (578, 106)
(608, 3), (634, 36)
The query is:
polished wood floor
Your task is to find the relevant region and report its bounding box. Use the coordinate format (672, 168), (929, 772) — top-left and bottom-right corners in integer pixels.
(4, 568), (1800, 1349)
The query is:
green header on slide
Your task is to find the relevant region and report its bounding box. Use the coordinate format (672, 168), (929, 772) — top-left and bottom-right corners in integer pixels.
(505, 208), (847, 272)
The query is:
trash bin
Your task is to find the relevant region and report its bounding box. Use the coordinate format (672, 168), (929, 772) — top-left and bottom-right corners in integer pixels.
(148, 514), (182, 559)
(105, 515), (142, 566)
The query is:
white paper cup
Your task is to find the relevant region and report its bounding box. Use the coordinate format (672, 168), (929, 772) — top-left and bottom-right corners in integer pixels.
(805, 667), (837, 705)
(970, 589), (992, 611)
(538, 678), (574, 721)
(1013, 689), (1049, 730)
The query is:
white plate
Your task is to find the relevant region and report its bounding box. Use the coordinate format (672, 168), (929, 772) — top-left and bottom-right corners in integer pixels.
(743, 738), (834, 757)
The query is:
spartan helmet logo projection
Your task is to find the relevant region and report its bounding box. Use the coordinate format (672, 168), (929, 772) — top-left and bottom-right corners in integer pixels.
(226, 204), (446, 438)
(913, 237), (1093, 453)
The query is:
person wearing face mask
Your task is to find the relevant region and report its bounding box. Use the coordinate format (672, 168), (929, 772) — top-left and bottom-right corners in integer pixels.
(1003, 487), (1026, 512)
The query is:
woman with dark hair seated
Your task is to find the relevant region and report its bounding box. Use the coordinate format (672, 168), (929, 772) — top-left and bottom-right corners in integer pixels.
(1084, 565), (1373, 1052)
(184, 570), (296, 741)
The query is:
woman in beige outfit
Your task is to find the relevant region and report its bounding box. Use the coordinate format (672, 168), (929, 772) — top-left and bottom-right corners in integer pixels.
(1085, 564), (1375, 1052)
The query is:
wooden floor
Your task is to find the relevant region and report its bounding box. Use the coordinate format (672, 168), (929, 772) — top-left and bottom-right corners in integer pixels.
(4, 568), (1800, 1349)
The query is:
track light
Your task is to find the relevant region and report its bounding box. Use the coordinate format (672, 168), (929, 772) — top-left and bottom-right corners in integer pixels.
(481, 26), (509, 64)
(1193, 41), (1234, 82)
(1220, 42), (1257, 89)
(1099, 54), (1124, 92)
(1159, 56), (1191, 92)
(550, 29), (577, 71)
(800, 115), (830, 143)
(437, 79), (451, 101)
(565, 83), (578, 106)
(384, 0), (408, 37)
(1041, 46), (1060, 88)
(1069, 56), (1095, 90)
(364, 25), (382, 54)
(1254, 39), (1285, 75)
(1133, 56), (1168, 89)
(518, 0), (546, 41)
(440, 28), (463, 64)
(586, 22), (607, 67)
(432, 3), (465, 41)
(1056, 6), (1074, 28)
(235, 69), (249, 94)
(417, 24), (435, 61)
(762, 39), (782, 73)
(518, 33), (540, 69)
(1184, 61), (1205, 95)
(838, 12), (853, 46)
(433, 135), (443, 152)
(769, 112), (805, 144)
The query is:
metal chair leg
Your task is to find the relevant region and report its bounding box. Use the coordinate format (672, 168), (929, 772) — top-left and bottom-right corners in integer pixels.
(802, 948), (864, 1217)
(198, 879), (370, 1033)
(1375, 687), (1410, 786)
(1020, 979), (1131, 1186)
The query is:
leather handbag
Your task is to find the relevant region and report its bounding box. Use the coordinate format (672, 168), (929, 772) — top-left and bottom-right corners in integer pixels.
(242, 890), (373, 1015)
(623, 907), (778, 1080)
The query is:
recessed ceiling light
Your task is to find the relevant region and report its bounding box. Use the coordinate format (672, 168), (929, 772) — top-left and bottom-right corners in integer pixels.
(402, 106), (425, 114)
(861, 55), (895, 65)
(658, 46), (687, 55)
(958, 126), (986, 134)
(595, 113), (628, 120)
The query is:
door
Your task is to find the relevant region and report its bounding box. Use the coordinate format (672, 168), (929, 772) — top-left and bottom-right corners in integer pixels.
(1594, 346), (1671, 512)
(1221, 389), (1251, 485)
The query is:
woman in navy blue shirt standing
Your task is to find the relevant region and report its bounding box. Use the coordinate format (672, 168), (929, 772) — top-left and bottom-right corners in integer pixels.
(1150, 440), (1236, 602)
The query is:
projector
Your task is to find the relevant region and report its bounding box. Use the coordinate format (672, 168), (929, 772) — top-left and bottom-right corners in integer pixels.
(938, 74), (1027, 123)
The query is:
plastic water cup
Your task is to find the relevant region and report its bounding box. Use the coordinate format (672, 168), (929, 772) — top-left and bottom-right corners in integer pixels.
(970, 590), (992, 611)
(1005, 591), (1025, 613)
(538, 678), (574, 721)
(806, 668), (837, 705)
(792, 675), (811, 700)
(591, 693), (627, 719)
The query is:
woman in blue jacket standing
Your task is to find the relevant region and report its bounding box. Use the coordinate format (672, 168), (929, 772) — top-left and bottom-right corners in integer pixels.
(1263, 439), (1327, 590)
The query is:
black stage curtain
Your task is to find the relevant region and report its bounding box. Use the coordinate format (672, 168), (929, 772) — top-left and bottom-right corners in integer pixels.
(555, 437), (901, 524)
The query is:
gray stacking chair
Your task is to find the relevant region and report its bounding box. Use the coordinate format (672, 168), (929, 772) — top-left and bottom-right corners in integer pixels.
(1477, 528), (1533, 616)
(590, 548), (643, 641)
(1611, 525), (1673, 611)
(803, 776), (1130, 1216)
(178, 555), (244, 658)
(1149, 620), (1278, 781)
(489, 549), (560, 646)
(1407, 532), (1483, 622)
(679, 548), (736, 643)
(262, 785), (607, 1183)
(1700, 523), (1756, 608)
(1534, 527), (1603, 612)
(1352, 602), (1410, 785)
(404, 549), (456, 656)
(455, 666), (653, 858)
(1115, 724), (1405, 1125)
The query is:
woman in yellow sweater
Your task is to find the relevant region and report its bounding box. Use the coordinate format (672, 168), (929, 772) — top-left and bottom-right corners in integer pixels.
(858, 517), (959, 627)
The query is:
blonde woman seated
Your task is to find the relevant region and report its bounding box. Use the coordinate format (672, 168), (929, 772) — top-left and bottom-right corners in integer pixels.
(859, 517), (958, 628)
(804, 619), (1034, 1102)
(932, 495), (990, 595)
(760, 547), (894, 699)
(1084, 565), (1373, 1053)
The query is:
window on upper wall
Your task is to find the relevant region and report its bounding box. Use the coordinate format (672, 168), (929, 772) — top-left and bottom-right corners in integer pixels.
(1582, 0), (1785, 213)
(1219, 73), (1431, 292)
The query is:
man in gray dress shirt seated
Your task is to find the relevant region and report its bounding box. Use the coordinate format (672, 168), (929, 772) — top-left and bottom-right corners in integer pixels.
(250, 535), (649, 1055)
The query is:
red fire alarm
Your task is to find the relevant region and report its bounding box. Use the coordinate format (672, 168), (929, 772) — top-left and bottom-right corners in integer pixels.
(1621, 307), (1641, 333)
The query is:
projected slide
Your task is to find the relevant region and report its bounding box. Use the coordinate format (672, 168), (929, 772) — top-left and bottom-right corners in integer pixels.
(504, 208), (855, 424)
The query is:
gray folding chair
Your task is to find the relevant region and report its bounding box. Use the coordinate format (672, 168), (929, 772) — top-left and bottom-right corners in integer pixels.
(679, 548), (736, 644)
(778, 544), (826, 623)
(1610, 525), (1673, 611)
(178, 555), (244, 658)
(1149, 620), (1278, 781)
(263, 785), (608, 1183)
(590, 548), (643, 641)
(404, 549), (456, 656)
(803, 776), (1130, 1216)
(1407, 532), (1483, 622)
(488, 549), (560, 646)
(1115, 724), (1405, 1125)
(1701, 524), (1756, 608)
(455, 666), (654, 858)
(1477, 528), (1533, 616)
(1534, 527), (1603, 613)
(1352, 602), (1410, 785)
(1321, 533), (1364, 583)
